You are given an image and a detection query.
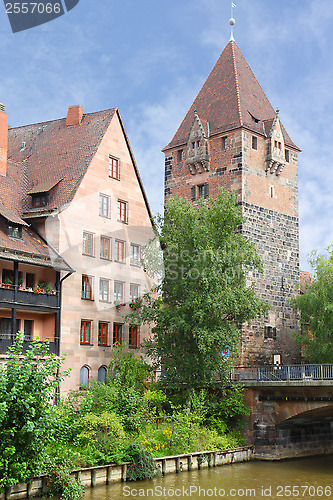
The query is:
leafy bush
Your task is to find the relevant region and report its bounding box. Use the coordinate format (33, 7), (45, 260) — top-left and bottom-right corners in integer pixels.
(88, 378), (147, 432)
(126, 444), (161, 481)
(44, 462), (83, 500)
(0, 335), (68, 487)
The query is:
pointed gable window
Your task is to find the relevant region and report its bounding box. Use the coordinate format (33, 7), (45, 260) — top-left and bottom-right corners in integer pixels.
(109, 156), (120, 179)
(265, 112), (287, 176)
(186, 111), (210, 175)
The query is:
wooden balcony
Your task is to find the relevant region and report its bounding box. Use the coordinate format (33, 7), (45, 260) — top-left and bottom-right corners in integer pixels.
(0, 286), (59, 311)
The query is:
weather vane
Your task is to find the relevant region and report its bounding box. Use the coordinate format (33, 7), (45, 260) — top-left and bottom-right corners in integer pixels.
(229, 2), (236, 41)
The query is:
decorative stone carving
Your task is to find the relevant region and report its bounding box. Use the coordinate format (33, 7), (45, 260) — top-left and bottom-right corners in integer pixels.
(186, 111), (210, 174)
(265, 111), (286, 176)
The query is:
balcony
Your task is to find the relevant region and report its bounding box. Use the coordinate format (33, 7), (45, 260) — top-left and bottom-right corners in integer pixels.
(0, 285), (59, 310)
(0, 335), (58, 355)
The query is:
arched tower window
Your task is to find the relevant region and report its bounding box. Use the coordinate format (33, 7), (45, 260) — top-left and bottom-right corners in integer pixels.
(98, 366), (107, 384)
(79, 365), (90, 386)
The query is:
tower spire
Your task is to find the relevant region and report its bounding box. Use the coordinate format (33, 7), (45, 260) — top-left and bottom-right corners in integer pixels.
(229, 2), (236, 41)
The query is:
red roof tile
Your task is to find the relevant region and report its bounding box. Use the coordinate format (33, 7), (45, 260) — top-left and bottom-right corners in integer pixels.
(0, 215), (73, 271)
(163, 41), (299, 151)
(0, 106), (152, 270)
(8, 108), (117, 214)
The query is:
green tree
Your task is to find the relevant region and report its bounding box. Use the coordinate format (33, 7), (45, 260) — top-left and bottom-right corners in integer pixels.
(0, 335), (67, 487)
(129, 190), (268, 391)
(108, 344), (151, 392)
(291, 245), (333, 363)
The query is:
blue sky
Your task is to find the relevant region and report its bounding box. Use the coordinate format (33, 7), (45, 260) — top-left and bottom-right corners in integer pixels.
(0, 0), (332, 272)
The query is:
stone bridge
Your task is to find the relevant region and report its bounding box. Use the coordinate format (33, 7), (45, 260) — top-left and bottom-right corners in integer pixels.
(231, 365), (333, 459)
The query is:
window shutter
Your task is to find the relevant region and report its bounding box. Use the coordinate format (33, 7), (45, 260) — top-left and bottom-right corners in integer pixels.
(204, 182), (209, 199)
(191, 186), (196, 201)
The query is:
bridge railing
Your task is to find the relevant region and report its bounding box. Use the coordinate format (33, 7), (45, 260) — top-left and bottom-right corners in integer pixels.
(230, 364), (333, 383)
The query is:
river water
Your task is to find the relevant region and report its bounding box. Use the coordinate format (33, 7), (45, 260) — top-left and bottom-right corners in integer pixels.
(83, 456), (333, 500)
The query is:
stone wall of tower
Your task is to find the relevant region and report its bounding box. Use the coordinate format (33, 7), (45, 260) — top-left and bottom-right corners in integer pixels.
(239, 130), (300, 365)
(240, 203), (300, 365)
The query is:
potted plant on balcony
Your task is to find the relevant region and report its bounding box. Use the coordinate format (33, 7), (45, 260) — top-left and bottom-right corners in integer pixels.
(3, 277), (13, 289)
(18, 278), (24, 290)
(34, 281), (47, 294)
(45, 283), (55, 295)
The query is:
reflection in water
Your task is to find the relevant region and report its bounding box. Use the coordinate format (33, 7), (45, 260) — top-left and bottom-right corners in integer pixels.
(84, 456), (333, 500)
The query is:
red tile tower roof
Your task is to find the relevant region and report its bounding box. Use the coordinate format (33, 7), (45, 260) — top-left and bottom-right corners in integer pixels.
(163, 40), (298, 151)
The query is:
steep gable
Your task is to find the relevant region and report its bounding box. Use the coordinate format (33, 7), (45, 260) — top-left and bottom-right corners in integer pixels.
(7, 108), (116, 217)
(163, 41), (298, 151)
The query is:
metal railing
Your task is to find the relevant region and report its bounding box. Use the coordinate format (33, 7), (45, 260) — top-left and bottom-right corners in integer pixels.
(231, 364), (333, 383)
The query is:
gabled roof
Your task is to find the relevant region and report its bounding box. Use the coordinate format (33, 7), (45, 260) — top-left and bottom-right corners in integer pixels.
(0, 215), (73, 271)
(7, 107), (152, 221)
(0, 158), (28, 225)
(8, 108), (117, 215)
(0, 106), (153, 269)
(163, 40), (299, 151)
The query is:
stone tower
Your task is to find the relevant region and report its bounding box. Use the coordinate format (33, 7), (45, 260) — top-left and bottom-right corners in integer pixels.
(162, 40), (301, 365)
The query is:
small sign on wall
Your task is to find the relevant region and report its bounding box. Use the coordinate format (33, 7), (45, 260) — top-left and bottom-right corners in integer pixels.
(273, 353), (281, 366)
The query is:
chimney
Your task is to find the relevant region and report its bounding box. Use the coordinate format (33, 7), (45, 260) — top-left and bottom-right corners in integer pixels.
(0, 103), (8, 177)
(66, 105), (83, 127)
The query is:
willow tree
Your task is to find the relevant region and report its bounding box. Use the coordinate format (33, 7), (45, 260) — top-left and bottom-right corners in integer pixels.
(132, 190), (268, 390)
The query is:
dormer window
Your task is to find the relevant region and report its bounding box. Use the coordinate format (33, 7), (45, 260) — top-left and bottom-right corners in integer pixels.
(27, 179), (61, 210)
(32, 195), (47, 208)
(8, 224), (22, 239)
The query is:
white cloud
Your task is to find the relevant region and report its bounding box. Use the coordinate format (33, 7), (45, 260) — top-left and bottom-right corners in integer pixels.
(126, 78), (200, 217)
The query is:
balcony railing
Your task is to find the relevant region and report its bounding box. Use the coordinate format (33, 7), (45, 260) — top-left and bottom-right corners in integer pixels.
(0, 285), (59, 309)
(0, 335), (58, 355)
(231, 364), (333, 383)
